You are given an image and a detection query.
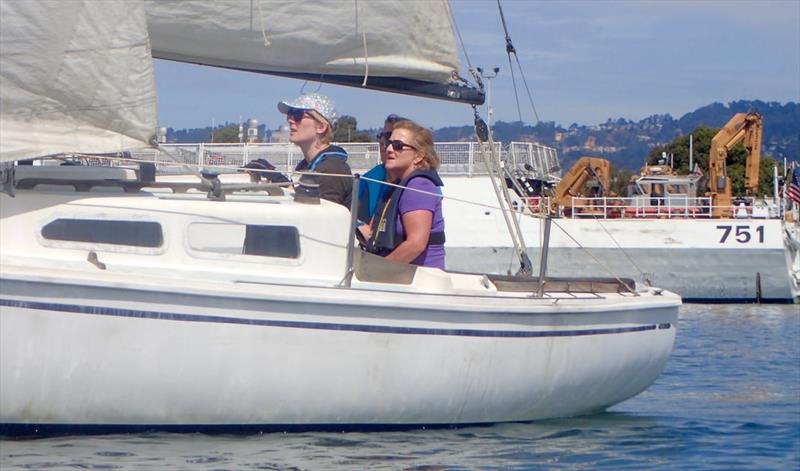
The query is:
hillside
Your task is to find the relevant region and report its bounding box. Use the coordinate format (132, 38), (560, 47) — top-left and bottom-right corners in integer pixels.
(433, 100), (798, 170)
(164, 100), (798, 171)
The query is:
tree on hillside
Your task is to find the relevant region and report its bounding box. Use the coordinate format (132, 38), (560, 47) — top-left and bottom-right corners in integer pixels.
(756, 156), (784, 197)
(609, 167), (634, 196)
(646, 126), (780, 196)
(209, 123), (241, 143)
(333, 115), (371, 142)
(646, 126), (717, 175)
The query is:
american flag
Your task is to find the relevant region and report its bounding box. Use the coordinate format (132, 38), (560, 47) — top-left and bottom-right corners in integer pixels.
(788, 167), (800, 204)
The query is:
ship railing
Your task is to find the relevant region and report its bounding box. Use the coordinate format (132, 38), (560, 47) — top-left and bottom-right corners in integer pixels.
(507, 142), (562, 179)
(568, 196), (714, 219)
(518, 195), (552, 215)
(128, 141), (562, 179)
(567, 196), (782, 219)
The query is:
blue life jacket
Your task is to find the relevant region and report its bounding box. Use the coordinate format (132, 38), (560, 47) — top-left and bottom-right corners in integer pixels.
(367, 168), (445, 256)
(294, 145), (348, 172)
(357, 163), (388, 224)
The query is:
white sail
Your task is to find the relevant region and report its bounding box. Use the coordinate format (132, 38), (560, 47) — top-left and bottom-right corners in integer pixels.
(0, 0), (157, 162)
(145, 0), (482, 104)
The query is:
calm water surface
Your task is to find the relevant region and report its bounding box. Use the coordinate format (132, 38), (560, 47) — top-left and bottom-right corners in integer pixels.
(2, 304), (798, 470)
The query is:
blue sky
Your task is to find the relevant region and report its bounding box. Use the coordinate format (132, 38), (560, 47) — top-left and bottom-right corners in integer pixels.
(154, 0), (800, 132)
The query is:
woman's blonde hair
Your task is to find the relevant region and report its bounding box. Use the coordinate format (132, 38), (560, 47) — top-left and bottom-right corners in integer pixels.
(391, 119), (440, 170)
(308, 109), (334, 144)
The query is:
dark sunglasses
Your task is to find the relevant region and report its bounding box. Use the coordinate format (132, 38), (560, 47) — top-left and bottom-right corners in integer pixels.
(375, 131), (392, 143)
(286, 108), (307, 122)
(385, 139), (416, 151)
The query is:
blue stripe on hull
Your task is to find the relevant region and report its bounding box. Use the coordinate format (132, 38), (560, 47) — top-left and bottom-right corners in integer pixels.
(681, 297), (794, 304)
(0, 299), (670, 338)
(1, 420), (564, 438)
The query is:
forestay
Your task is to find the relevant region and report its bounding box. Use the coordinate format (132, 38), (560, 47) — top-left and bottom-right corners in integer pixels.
(0, 0), (157, 162)
(145, 0), (483, 105)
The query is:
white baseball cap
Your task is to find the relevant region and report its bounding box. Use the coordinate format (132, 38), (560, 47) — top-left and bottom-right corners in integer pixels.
(277, 93), (338, 127)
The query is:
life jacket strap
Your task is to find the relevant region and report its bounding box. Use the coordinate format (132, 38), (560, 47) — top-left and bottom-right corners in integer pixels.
(429, 231), (446, 245)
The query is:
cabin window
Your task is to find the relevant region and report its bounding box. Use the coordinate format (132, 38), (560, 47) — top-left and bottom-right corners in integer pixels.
(242, 225), (300, 258)
(187, 223), (300, 259)
(668, 184), (686, 194)
(41, 219), (163, 247)
(625, 183), (642, 196)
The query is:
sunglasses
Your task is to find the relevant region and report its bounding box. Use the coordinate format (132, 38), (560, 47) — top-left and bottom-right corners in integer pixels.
(286, 108), (307, 122)
(385, 139), (416, 151)
(375, 131), (392, 143)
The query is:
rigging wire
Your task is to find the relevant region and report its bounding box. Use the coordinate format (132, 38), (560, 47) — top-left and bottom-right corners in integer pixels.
(449, 6), (472, 71)
(494, 0), (644, 285)
(147, 140), (219, 193)
(512, 52), (541, 124)
(592, 216), (649, 284)
(505, 49), (523, 123)
(473, 107), (533, 276)
(447, 2), (483, 89)
(451, 2), (533, 275)
(547, 218), (636, 294)
(496, 0), (540, 124)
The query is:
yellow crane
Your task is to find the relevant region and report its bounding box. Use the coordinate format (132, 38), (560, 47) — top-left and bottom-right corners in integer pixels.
(707, 111), (763, 217)
(550, 156), (611, 215)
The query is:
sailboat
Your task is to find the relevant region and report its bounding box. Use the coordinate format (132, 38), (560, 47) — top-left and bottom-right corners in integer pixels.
(0, 0), (680, 436)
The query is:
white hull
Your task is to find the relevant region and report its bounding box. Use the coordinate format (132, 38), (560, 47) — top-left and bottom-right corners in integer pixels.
(0, 174), (680, 434)
(442, 177), (798, 302)
(1, 272), (677, 433)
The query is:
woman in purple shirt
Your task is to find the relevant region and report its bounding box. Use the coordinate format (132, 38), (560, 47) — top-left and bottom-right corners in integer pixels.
(364, 119), (446, 269)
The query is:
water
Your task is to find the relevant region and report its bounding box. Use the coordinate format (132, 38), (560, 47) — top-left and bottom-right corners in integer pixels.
(2, 304), (798, 470)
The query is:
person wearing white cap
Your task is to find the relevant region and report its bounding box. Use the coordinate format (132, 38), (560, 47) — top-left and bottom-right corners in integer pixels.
(277, 93), (352, 208)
